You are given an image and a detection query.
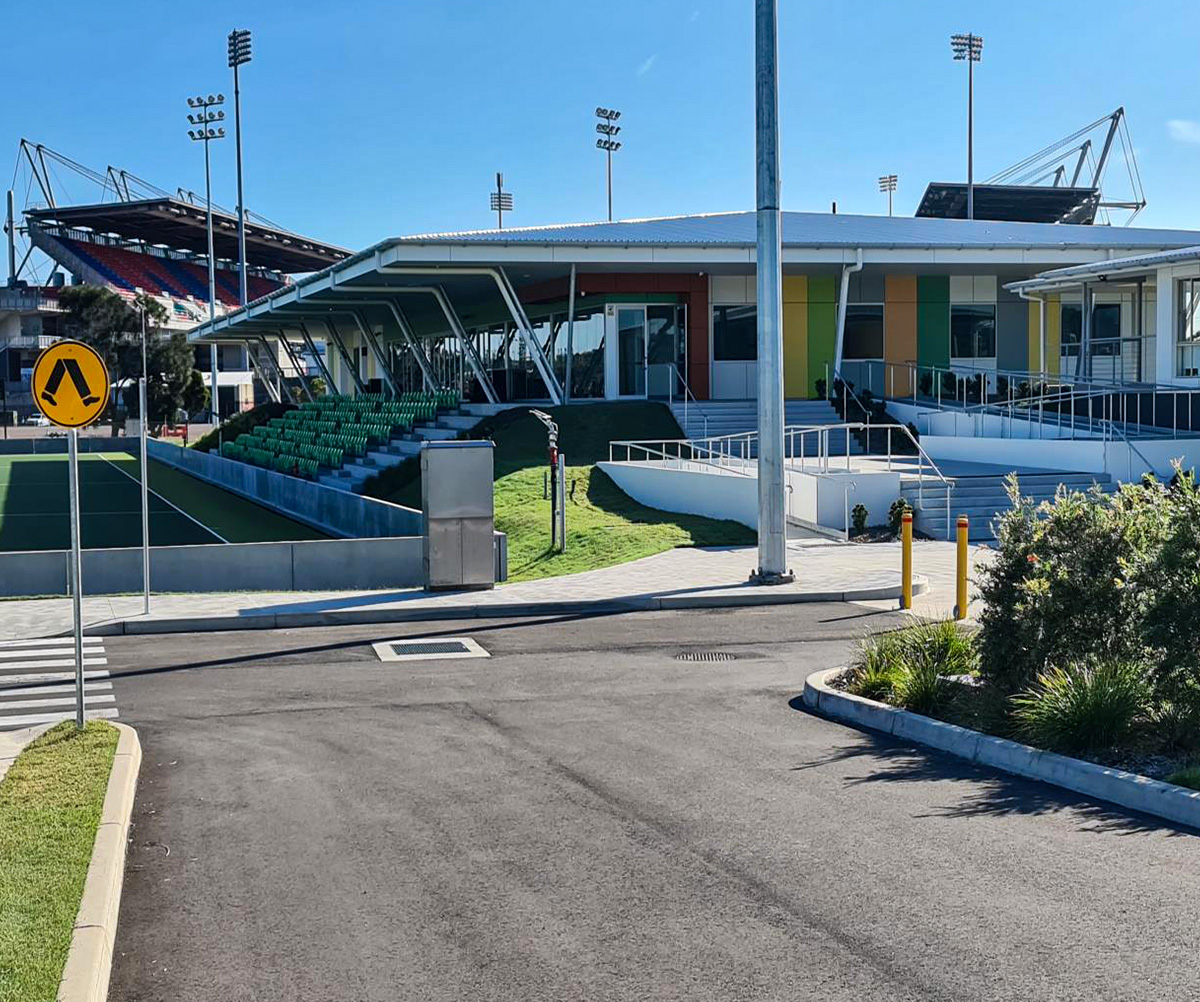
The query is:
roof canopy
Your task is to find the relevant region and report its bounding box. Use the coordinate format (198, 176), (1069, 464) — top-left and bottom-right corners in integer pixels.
(1005, 245), (1200, 294)
(26, 199), (350, 273)
(915, 183), (1100, 224)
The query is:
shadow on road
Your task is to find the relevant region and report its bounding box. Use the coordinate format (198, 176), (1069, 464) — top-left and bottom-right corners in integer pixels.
(788, 695), (1198, 839)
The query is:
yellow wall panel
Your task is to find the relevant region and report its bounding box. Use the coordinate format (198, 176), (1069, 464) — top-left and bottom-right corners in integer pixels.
(783, 274), (808, 304)
(783, 301), (808, 397)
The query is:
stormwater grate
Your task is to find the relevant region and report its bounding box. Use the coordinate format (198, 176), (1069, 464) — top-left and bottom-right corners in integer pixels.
(674, 651), (738, 663)
(372, 637), (490, 662)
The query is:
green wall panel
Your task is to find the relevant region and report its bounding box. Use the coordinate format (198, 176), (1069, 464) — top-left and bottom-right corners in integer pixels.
(806, 275), (838, 396)
(917, 276), (950, 370)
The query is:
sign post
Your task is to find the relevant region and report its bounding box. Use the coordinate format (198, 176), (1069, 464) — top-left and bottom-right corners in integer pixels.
(139, 376), (150, 615)
(31, 340), (110, 729)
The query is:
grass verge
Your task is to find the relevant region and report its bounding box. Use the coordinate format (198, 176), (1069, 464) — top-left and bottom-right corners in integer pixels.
(0, 721), (119, 1002)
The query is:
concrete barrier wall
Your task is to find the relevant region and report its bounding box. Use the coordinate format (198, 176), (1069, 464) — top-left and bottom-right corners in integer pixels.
(0, 436), (141, 455)
(0, 536), (427, 597)
(147, 438), (422, 539)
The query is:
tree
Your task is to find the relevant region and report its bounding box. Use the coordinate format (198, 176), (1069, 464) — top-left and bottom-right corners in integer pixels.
(56, 287), (206, 433)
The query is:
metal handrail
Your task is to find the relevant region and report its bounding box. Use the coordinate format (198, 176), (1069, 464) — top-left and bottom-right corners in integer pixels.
(666, 362), (710, 438)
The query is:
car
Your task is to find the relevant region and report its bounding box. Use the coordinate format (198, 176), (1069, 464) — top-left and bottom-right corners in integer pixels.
(22, 413), (50, 427)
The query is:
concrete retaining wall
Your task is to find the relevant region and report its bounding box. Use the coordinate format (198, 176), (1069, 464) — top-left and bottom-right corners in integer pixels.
(147, 438), (422, 539)
(0, 536), (427, 597)
(0, 436), (141, 455)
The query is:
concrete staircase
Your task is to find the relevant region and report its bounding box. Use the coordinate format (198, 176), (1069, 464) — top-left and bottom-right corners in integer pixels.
(901, 471), (1116, 541)
(318, 409), (483, 493)
(669, 399), (861, 456)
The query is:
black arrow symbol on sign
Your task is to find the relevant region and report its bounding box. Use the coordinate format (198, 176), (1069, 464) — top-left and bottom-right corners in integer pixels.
(41, 357), (100, 409)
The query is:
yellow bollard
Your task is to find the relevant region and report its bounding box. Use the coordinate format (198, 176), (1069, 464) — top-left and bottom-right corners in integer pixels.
(900, 510), (913, 610)
(954, 515), (969, 620)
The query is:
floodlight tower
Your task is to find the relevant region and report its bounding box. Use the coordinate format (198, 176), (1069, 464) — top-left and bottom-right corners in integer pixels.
(595, 107), (622, 222)
(878, 174), (898, 216)
(228, 28), (252, 305)
(950, 32), (983, 220)
(490, 172), (513, 228)
(187, 93), (225, 420)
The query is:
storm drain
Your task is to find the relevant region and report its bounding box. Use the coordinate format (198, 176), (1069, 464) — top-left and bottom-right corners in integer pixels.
(674, 651), (738, 663)
(372, 637), (490, 662)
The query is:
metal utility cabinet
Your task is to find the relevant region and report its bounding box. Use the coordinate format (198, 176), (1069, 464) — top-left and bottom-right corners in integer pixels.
(421, 440), (495, 591)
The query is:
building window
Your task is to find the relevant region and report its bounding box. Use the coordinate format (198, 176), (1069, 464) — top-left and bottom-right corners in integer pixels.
(843, 305), (884, 359)
(1091, 303), (1121, 356)
(712, 305), (756, 361)
(1177, 279), (1200, 376)
(950, 304), (996, 359)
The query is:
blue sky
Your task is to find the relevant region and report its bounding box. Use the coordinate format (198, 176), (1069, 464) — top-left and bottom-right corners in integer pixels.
(7, 0), (1200, 252)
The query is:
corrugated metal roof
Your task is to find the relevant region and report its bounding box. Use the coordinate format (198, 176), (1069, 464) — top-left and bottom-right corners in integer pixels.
(391, 210), (1200, 250)
(1006, 244), (1200, 292)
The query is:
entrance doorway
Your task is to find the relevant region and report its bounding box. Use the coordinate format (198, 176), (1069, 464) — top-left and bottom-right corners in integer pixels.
(609, 304), (687, 399)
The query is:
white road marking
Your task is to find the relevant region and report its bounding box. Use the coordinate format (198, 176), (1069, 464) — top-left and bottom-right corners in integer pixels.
(0, 639), (120, 730)
(0, 708), (118, 728)
(0, 637), (104, 649)
(0, 695), (116, 710)
(94, 453), (228, 543)
(0, 657), (108, 671)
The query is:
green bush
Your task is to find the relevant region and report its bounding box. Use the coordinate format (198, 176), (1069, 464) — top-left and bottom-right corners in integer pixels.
(851, 503), (868, 535)
(192, 401), (294, 453)
(975, 475), (1158, 696)
(1166, 765), (1200, 791)
(845, 621), (976, 715)
(888, 497), (912, 535)
(1011, 658), (1150, 755)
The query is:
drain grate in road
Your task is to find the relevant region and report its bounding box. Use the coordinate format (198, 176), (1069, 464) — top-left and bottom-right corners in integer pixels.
(674, 651), (738, 663)
(372, 637), (490, 662)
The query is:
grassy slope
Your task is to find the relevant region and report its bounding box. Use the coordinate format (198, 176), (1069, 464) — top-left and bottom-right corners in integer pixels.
(363, 402), (753, 582)
(0, 721), (119, 1002)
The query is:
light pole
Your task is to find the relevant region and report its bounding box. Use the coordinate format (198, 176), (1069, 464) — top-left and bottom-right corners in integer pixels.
(187, 93), (225, 421)
(595, 107), (622, 222)
(489, 172), (513, 229)
(951, 32), (983, 220)
(752, 0), (791, 585)
(878, 174), (898, 217)
(228, 28), (252, 306)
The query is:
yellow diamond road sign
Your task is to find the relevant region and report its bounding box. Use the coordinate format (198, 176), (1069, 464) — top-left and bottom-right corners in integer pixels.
(32, 340), (111, 429)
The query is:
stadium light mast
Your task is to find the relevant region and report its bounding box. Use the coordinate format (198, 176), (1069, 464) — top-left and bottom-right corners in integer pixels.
(878, 174), (898, 216)
(595, 107), (622, 222)
(489, 172), (513, 229)
(951, 32), (983, 220)
(187, 92), (225, 421)
(228, 28), (252, 306)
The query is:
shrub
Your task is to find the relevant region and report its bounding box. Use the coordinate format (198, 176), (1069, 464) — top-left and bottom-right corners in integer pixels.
(191, 401), (293, 452)
(1148, 695), (1200, 753)
(1166, 766), (1200, 791)
(918, 371), (933, 398)
(888, 497), (912, 535)
(845, 621), (976, 715)
(1011, 658), (1150, 755)
(975, 475), (1157, 696)
(851, 503), (868, 534)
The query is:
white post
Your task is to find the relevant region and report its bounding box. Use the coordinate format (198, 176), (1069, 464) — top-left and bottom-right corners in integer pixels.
(67, 428), (85, 729)
(139, 376), (150, 615)
(752, 0), (791, 584)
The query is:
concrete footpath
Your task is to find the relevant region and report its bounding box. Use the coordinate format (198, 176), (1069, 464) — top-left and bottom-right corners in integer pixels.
(0, 540), (992, 639)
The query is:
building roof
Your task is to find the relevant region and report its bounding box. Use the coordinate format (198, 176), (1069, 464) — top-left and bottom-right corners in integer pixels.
(915, 182), (1100, 224)
(1005, 244), (1200, 294)
(26, 199), (351, 273)
(390, 209), (1200, 250)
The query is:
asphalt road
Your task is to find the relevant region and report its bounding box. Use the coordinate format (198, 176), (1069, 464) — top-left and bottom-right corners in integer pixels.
(106, 605), (1200, 1001)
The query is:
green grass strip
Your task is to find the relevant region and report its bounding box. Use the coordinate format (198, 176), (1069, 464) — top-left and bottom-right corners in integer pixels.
(0, 721), (119, 1002)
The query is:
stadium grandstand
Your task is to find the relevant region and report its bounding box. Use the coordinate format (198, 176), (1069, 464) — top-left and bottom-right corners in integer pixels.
(2, 141), (349, 423)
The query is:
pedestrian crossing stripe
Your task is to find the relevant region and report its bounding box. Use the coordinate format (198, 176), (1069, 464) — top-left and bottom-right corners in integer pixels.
(0, 638), (118, 731)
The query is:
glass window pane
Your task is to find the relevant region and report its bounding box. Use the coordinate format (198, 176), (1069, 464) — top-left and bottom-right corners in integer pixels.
(843, 305), (884, 359)
(1062, 304), (1082, 355)
(568, 311), (606, 398)
(950, 304), (995, 359)
(712, 305), (756, 361)
(1092, 303), (1121, 355)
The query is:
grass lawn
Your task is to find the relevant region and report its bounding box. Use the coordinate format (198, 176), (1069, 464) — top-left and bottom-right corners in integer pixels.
(0, 721), (118, 1002)
(500, 465), (753, 582)
(0, 452), (325, 551)
(363, 402), (753, 582)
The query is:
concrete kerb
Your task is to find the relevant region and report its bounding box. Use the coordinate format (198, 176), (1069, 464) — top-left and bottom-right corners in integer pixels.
(72, 576), (930, 637)
(57, 722), (142, 1002)
(803, 667), (1200, 832)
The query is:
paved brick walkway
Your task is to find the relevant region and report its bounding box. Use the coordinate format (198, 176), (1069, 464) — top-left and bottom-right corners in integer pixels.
(0, 540), (992, 639)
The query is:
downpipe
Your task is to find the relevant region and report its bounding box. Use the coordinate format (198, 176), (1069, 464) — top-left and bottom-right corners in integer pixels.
(832, 248), (864, 387)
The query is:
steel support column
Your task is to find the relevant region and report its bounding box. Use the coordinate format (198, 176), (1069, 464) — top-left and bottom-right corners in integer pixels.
(255, 336), (297, 404)
(276, 329), (315, 402)
(349, 310), (399, 397)
(379, 300), (437, 392)
(321, 318), (368, 394)
(296, 321), (336, 390)
(245, 342), (281, 403)
(565, 263), (577, 403)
